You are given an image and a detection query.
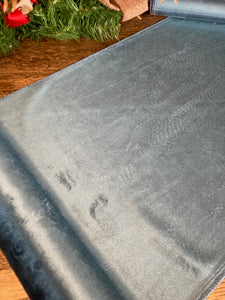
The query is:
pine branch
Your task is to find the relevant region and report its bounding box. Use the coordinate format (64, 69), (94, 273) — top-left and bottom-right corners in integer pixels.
(0, 9), (19, 55)
(0, 0), (121, 56)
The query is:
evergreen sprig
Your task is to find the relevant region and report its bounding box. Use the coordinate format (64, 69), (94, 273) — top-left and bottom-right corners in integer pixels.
(0, 9), (19, 56)
(0, 0), (121, 56)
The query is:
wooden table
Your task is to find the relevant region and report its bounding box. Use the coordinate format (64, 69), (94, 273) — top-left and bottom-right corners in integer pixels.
(0, 13), (224, 300)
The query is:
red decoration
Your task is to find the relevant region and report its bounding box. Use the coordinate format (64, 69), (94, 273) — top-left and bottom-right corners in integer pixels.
(1, 0), (38, 28)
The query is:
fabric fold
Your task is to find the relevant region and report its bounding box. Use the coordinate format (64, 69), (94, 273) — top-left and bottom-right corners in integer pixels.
(150, 0), (225, 23)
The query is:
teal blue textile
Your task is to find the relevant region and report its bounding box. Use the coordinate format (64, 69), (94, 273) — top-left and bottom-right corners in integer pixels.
(0, 17), (225, 300)
(151, 0), (225, 23)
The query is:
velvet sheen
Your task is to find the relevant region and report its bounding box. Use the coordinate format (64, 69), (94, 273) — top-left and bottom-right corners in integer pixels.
(151, 0), (225, 23)
(0, 18), (225, 300)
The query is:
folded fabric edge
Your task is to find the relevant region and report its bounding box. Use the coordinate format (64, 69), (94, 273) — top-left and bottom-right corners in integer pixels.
(0, 129), (130, 300)
(195, 261), (225, 300)
(0, 200), (67, 300)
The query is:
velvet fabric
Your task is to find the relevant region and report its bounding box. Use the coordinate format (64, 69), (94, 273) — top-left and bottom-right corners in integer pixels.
(0, 16), (225, 299)
(151, 0), (225, 22)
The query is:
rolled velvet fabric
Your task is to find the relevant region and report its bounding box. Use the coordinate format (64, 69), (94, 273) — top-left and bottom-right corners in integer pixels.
(98, 0), (149, 21)
(150, 0), (225, 23)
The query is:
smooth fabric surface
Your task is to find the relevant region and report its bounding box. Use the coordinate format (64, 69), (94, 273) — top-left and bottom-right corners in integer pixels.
(0, 17), (225, 300)
(151, 0), (225, 23)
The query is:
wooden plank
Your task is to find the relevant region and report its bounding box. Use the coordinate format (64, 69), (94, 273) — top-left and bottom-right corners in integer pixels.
(0, 250), (29, 300)
(208, 280), (225, 300)
(0, 14), (164, 98)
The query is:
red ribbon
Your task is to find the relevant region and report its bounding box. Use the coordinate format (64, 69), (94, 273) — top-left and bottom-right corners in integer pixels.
(1, 0), (38, 28)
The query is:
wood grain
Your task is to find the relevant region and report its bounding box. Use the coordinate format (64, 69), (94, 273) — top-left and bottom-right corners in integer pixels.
(0, 14), (164, 98)
(0, 250), (29, 300)
(0, 12), (224, 300)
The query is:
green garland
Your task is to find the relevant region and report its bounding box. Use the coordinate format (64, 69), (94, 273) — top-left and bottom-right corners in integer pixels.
(0, 0), (121, 56)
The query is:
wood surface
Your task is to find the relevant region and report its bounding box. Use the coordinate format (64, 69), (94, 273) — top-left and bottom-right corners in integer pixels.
(0, 12), (224, 300)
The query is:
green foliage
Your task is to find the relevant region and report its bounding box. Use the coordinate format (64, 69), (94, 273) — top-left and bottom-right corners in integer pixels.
(0, 9), (19, 56)
(0, 0), (121, 56)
